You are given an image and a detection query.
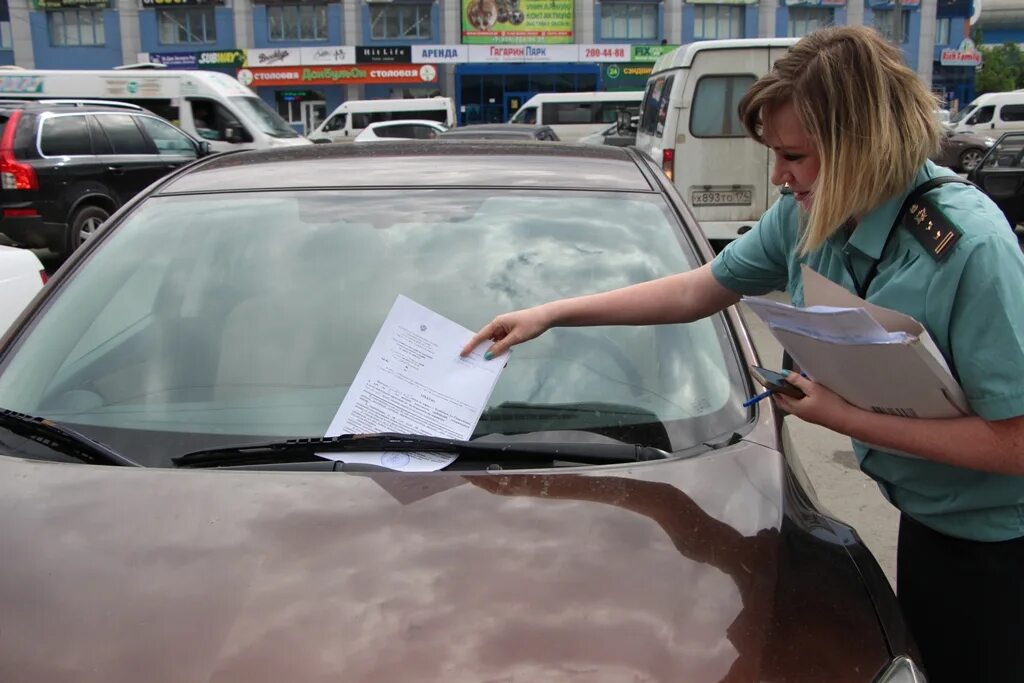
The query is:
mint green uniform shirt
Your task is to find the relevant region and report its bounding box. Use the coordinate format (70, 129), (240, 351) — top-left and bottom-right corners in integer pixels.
(712, 161), (1024, 541)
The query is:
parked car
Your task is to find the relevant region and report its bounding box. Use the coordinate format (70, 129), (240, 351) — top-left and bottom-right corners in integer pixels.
(930, 131), (995, 172)
(0, 100), (211, 258)
(0, 244), (45, 335)
(308, 96), (456, 143)
(0, 141), (924, 682)
(351, 119), (448, 142)
(967, 131), (1024, 227)
(438, 123), (560, 141)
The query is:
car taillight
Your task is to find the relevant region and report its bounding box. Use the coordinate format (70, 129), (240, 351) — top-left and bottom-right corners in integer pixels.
(0, 110), (37, 191)
(39, 269), (48, 285)
(662, 148), (674, 182)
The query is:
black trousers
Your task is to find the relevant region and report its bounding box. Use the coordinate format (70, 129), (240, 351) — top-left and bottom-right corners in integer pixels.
(897, 513), (1024, 683)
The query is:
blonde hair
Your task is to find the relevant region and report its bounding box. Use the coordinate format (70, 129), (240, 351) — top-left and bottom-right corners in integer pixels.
(738, 26), (942, 253)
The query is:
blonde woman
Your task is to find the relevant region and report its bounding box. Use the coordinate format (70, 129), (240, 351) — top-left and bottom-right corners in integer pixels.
(463, 26), (1024, 681)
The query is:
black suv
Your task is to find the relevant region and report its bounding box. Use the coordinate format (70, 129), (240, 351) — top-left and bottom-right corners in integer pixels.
(0, 100), (210, 257)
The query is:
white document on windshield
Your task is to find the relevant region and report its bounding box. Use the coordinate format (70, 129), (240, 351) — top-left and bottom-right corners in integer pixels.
(321, 295), (508, 471)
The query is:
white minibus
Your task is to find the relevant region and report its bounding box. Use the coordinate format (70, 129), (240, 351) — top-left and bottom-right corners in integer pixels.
(947, 90), (1024, 136)
(0, 67), (310, 152)
(634, 38), (798, 246)
(507, 91), (643, 142)
(308, 96), (456, 142)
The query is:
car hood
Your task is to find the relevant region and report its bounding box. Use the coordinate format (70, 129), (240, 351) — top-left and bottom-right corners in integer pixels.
(946, 132), (992, 145)
(0, 441), (891, 682)
(270, 135), (314, 147)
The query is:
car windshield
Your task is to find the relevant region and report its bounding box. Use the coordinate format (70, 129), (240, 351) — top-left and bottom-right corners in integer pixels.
(949, 104), (976, 124)
(230, 96), (300, 138)
(0, 189), (747, 466)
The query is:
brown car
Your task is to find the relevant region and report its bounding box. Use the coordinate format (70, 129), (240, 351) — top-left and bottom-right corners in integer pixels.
(0, 142), (923, 682)
(930, 130), (996, 172)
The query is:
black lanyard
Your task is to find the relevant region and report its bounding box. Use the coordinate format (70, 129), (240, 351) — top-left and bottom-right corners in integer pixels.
(843, 176), (974, 299)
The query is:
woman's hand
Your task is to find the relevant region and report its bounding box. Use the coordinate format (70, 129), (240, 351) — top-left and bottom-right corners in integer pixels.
(772, 372), (857, 432)
(460, 305), (554, 359)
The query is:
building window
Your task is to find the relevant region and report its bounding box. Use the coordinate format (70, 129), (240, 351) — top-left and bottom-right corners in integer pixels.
(48, 9), (105, 46)
(370, 3), (432, 40)
(0, 21), (10, 49)
(601, 3), (658, 41)
(158, 7), (216, 44)
(692, 4), (744, 40)
(267, 3), (328, 41)
(936, 17), (951, 46)
(873, 9), (910, 44)
(787, 7), (832, 38)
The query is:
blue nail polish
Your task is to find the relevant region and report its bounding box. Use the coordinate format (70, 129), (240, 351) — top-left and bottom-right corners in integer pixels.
(484, 351), (493, 360)
(780, 369), (790, 376)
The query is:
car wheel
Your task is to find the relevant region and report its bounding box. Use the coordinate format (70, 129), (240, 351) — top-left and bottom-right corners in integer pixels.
(959, 148), (984, 172)
(65, 205), (110, 257)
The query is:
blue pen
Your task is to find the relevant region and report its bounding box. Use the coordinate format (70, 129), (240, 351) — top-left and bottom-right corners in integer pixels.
(742, 388), (776, 408)
(743, 369), (808, 408)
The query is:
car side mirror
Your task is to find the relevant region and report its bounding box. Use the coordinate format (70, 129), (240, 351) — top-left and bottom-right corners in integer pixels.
(616, 109), (632, 134)
(224, 126), (250, 144)
(195, 140), (213, 157)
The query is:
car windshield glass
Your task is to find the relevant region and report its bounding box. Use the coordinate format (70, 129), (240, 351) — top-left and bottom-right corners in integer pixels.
(229, 96), (299, 138)
(950, 104), (976, 124)
(0, 189), (746, 467)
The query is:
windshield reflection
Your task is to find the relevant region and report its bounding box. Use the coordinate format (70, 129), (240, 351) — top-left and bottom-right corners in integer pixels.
(231, 96), (300, 138)
(0, 189), (746, 465)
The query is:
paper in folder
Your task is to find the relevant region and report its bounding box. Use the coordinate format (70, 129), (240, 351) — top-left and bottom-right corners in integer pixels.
(742, 265), (970, 419)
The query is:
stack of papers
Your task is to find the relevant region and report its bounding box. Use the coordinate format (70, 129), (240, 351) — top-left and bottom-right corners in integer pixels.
(743, 266), (969, 420)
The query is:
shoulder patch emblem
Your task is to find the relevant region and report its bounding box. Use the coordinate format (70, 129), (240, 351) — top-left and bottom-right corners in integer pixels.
(904, 198), (962, 261)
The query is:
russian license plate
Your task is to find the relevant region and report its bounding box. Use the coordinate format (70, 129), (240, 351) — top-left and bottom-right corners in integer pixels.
(690, 186), (754, 207)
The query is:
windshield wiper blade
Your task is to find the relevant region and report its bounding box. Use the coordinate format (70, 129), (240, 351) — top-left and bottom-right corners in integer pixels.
(0, 408), (140, 467)
(173, 432), (671, 469)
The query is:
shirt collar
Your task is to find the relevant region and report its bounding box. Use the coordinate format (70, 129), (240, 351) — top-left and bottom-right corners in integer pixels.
(845, 162), (939, 260)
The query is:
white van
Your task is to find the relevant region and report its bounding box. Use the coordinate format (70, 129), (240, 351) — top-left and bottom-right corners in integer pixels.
(947, 90), (1024, 136)
(634, 38), (798, 245)
(0, 68), (309, 152)
(308, 97), (455, 142)
(507, 91), (643, 142)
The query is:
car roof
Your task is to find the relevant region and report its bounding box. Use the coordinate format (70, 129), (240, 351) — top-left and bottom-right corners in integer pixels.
(159, 141), (656, 194)
(520, 91), (643, 104)
(0, 99), (146, 115)
(366, 119), (447, 129)
(440, 131), (542, 140)
(451, 124), (554, 132)
(652, 37), (799, 73)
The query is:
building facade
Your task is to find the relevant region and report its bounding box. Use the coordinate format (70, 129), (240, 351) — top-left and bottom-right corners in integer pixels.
(0, 0), (978, 131)
(975, 0), (1024, 45)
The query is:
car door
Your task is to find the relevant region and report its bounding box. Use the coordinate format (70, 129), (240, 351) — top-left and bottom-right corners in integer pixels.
(134, 115), (199, 176)
(90, 113), (171, 204)
(35, 113), (109, 222)
(969, 132), (1024, 226)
